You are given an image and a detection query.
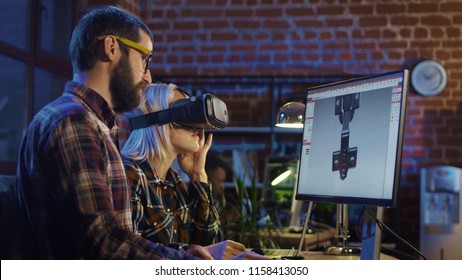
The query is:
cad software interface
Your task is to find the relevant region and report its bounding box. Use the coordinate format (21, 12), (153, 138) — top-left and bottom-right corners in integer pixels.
(297, 71), (407, 205)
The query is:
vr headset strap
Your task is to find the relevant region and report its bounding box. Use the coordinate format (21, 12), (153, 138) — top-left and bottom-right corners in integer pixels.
(129, 106), (188, 130)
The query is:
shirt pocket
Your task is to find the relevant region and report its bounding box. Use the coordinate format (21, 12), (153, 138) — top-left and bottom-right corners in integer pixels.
(142, 206), (172, 243)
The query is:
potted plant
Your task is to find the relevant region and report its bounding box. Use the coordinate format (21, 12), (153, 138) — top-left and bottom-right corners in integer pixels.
(218, 171), (279, 249)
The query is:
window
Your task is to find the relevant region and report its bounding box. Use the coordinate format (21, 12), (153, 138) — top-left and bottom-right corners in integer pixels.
(34, 68), (68, 114)
(0, 0), (73, 172)
(0, 1), (31, 51)
(40, 0), (73, 59)
(0, 55), (28, 162)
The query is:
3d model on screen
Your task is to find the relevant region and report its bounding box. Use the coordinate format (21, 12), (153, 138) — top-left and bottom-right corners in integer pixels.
(332, 92), (360, 180)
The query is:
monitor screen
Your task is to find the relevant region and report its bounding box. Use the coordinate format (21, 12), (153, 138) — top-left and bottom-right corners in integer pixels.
(296, 70), (409, 207)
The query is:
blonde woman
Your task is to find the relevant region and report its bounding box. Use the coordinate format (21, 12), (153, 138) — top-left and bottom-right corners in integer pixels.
(121, 83), (265, 260)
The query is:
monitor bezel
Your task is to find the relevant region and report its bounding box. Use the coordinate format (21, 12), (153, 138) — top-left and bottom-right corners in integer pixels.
(295, 69), (409, 208)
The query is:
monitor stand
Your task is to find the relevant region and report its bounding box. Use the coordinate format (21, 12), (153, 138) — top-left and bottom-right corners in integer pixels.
(297, 201), (314, 253)
(324, 203), (361, 255)
(360, 206), (383, 260)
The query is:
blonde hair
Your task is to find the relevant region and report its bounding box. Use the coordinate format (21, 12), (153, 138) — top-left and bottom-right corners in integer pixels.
(121, 83), (180, 162)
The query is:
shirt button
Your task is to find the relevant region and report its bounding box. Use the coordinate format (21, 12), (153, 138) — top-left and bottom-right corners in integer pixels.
(164, 186), (167, 190)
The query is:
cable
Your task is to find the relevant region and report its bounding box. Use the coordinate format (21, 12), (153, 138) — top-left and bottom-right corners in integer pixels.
(362, 206), (427, 260)
(355, 207), (376, 240)
(380, 246), (421, 260)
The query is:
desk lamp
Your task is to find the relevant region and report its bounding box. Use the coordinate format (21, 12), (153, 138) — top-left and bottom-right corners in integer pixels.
(274, 101), (304, 192)
(274, 102), (311, 240)
(271, 168), (293, 187)
(275, 102), (305, 128)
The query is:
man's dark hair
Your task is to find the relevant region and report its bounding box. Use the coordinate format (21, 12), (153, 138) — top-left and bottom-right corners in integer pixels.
(69, 6), (152, 73)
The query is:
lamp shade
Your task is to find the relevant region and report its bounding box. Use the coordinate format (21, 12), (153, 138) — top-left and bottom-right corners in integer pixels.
(275, 102), (305, 128)
(270, 168), (293, 186)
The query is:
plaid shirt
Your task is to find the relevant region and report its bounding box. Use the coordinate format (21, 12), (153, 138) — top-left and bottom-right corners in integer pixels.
(16, 81), (196, 259)
(123, 158), (220, 247)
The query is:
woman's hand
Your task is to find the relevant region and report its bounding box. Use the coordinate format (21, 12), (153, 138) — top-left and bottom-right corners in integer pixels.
(185, 241), (270, 260)
(205, 240), (271, 260)
(178, 130), (213, 182)
(185, 245), (213, 260)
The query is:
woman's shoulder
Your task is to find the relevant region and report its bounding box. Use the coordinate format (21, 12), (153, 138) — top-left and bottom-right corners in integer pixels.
(121, 155), (140, 170)
(122, 157), (151, 189)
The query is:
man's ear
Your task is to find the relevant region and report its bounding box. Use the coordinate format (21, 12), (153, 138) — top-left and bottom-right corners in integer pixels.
(99, 36), (118, 62)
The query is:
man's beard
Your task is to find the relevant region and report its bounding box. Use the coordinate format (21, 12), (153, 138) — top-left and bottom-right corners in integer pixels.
(109, 54), (147, 113)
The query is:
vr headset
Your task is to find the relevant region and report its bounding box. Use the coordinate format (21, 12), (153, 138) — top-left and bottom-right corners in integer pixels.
(129, 93), (229, 131)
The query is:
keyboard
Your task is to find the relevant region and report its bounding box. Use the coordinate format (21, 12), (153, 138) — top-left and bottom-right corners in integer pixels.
(251, 248), (299, 259)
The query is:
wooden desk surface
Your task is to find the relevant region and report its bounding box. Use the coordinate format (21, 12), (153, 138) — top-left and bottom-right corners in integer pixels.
(269, 229), (396, 260)
(300, 251), (397, 260)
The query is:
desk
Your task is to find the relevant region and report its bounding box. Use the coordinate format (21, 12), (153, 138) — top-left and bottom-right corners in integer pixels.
(273, 228), (335, 251)
(300, 251), (397, 260)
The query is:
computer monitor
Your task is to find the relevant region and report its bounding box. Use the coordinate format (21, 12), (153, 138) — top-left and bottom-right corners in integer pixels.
(295, 69), (409, 258)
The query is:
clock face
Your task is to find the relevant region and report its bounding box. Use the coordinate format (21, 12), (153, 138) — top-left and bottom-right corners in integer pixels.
(411, 60), (447, 97)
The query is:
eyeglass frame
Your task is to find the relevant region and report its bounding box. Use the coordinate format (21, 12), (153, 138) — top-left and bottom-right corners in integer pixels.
(97, 35), (152, 73)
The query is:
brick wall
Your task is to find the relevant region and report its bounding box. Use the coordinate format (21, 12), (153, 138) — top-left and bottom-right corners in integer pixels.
(82, 0), (462, 254)
(83, 0), (143, 16)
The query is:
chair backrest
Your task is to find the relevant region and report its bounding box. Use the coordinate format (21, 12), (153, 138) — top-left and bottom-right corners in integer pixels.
(0, 175), (38, 259)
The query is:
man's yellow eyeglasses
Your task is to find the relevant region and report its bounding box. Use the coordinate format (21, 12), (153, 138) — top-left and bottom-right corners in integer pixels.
(97, 35), (152, 73)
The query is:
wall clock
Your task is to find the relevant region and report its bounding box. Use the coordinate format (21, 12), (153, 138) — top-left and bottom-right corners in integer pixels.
(411, 60), (447, 97)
